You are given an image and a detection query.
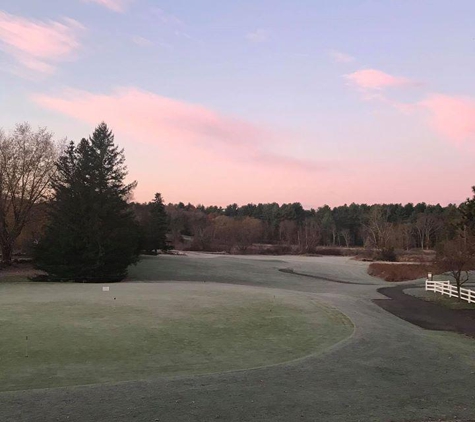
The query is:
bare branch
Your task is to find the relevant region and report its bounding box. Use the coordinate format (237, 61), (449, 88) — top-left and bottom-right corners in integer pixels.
(0, 123), (60, 264)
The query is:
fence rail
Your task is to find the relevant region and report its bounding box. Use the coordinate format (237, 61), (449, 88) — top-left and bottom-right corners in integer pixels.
(425, 280), (474, 304)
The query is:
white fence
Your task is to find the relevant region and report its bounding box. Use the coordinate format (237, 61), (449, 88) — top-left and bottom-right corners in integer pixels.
(425, 280), (475, 304)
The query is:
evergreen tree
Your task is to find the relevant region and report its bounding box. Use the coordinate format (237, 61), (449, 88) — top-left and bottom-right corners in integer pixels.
(146, 193), (169, 253)
(460, 186), (475, 234)
(35, 123), (140, 282)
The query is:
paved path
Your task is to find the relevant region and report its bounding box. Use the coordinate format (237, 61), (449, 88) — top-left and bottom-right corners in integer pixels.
(1, 255), (474, 422)
(375, 284), (475, 338)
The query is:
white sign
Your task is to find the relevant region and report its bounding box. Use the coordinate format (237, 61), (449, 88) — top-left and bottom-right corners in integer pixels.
(102, 286), (110, 292)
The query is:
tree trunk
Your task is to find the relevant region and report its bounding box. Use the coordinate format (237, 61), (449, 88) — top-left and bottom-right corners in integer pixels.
(0, 239), (13, 266)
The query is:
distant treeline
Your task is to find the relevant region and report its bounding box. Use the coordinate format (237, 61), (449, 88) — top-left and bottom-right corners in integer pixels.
(131, 201), (462, 254)
(3, 121), (474, 283)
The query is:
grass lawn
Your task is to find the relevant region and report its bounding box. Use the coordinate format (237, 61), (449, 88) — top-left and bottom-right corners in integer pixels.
(0, 281), (353, 392)
(404, 287), (475, 310)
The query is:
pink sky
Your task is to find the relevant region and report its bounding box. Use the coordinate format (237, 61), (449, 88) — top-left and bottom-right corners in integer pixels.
(2, 2), (475, 206)
(0, 11), (83, 74)
(33, 82), (475, 206)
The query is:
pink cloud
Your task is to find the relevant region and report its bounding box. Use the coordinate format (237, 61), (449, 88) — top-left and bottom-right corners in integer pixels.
(0, 12), (83, 74)
(345, 69), (415, 90)
(419, 94), (475, 144)
(341, 69), (475, 147)
(31, 88), (468, 206)
(32, 87), (324, 172)
(82, 0), (132, 13)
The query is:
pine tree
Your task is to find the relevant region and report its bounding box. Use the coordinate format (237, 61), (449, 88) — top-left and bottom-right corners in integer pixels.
(145, 193), (169, 253)
(35, 123), (140, 282)
(460, 186), (475, 234)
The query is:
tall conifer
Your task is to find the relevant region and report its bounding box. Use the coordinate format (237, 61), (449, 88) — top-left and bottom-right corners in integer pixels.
(146, 193), (169, 253)
(35, 123), (140, 281)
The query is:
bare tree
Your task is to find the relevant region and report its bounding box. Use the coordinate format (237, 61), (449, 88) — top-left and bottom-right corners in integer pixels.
(0, 123), (58, 265)
(188, 210), (210, 250)
(235, 217), (263, 252)
(212, 215), (234, 250)
(364, 206), (392, 250)
(301, 218), (321, 252)
(396, 223), (413, 251)
(415, 213), (443, 250)
(209, 216), (263, 252)
(166, 206), (187, 247)
(436, 234), (475, 299)
(279, 220), (297, 244)
(363, 206), (398, 260)
(340, 228), (351, 248)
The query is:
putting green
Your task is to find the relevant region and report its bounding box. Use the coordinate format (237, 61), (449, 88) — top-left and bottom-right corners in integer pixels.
(0, 282), (353, 392)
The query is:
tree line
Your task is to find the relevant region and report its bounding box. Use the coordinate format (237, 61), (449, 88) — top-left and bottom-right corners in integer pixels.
(1, 121), (475, 287)
(0, 123), (168, 282)
(129, 200), (461, 255)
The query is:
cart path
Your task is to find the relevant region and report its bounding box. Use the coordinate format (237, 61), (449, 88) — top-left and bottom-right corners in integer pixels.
(374, 284), (475, 338)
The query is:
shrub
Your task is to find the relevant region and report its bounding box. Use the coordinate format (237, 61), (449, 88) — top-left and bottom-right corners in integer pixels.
(373, 247), (397, 262)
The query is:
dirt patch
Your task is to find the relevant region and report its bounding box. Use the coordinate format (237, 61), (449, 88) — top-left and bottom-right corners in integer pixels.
(374, 284), (475, 338)
(368, 262), (435, 282)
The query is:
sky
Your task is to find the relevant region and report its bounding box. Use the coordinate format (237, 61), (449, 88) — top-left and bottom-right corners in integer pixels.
(0, 0), (474, 208)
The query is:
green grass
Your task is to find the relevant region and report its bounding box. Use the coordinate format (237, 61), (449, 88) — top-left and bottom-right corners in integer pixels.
(404, 287), (475, 310)
(127, 254), (378, 287)
(425, 330), (475, 368)
(0, 282), (353, 392)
